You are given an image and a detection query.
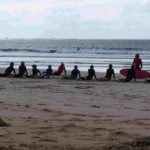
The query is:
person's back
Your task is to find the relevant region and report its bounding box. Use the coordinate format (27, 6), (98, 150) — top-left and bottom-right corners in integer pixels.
(57, 65), (65, 74)
(32, 65), (41, 76)
(42, 65), (53, 78)
(71, 65), (81, 79)
(3, 62), (16, 77)
(86, 65), (97, 80)
(54, 63), (66, 76)
(105, 64), (115, 80)
(18, 62), (28, 77)
(46, 68), (53, 75)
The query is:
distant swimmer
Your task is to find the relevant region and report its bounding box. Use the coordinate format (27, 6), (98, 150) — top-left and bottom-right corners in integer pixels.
(53, 62), (66, 76)
(50, 50), (56, 53)
(133, 54), (142, 70)
(0, 62), (16, 77)
(77, 47), (80, 51)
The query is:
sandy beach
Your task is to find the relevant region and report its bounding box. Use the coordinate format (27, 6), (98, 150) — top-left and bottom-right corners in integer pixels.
(0, 69), (150, 150)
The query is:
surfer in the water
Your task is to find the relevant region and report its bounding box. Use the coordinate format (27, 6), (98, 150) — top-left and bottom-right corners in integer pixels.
(53, 62), (66, 76)
(133, 54), (143, 70)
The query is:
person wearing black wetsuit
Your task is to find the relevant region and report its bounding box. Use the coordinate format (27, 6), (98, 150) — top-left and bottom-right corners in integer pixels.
(124, 65), (136, 82)
(15, 62), (28, 77)
(86, 65), (97, 80)
(105, 64), (115, 80)
(0, 62), (16, 77)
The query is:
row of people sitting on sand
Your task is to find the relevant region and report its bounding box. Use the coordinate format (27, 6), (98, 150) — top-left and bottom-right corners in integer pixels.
(0, 62), (118, 81)
(0, 61), (141, 82)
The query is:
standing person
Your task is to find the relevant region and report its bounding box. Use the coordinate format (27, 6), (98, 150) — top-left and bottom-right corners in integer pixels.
(133, 54), (142, 70)
(86, 65), (97, 80)
(15, 62), (28, 77)
(42, 65), (53, 78)
(105, 64), (115, 80)
(0, 62), (16, 77)
(53, 62), (66, 76)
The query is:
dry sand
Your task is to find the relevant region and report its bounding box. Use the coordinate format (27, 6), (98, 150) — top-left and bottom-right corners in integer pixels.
(0, 69), (150, 150)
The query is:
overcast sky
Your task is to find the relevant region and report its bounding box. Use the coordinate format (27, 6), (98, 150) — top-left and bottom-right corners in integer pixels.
(0, 0), (150, 39)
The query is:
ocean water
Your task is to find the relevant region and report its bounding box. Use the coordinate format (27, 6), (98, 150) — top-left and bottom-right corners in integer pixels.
(0, 39), (150, 73)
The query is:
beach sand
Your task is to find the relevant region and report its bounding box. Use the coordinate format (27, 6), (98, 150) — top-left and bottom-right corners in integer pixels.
(0, 69), (150, 150)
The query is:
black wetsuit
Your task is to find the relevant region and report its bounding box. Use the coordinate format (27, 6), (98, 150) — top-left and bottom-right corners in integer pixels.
(0, 66), (16, 77)
(86, 68), (96, 80)
(125, 68), (135, 82)
(105, 69), (115, 80)
(15, 65), (28, 77)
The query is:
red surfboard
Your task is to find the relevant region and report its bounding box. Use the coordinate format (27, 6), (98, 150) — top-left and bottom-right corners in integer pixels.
(120, 69), (150, 79)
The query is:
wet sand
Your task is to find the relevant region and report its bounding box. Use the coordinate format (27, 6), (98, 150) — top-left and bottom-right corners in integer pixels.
(0, 70), (150, 150)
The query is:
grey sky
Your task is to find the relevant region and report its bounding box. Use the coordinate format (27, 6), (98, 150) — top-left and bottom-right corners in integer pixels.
(0, 0), (149, 39)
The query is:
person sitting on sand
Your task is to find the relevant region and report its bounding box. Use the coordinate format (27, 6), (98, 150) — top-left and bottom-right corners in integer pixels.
(70, 65), (81, 79)
(15, 62), (28, 77)
(63, 65), (81, 79)
(124, 65), (136, 82)
(42, 65), (53, 78)
(85, 65), (97, 80)
(105, 64), (115, 80)
(99, 64), (115, 81)
(28, 64), (42, 78)
(53, 63), (66, 76)
(133, 54), (142, 70)
(0, 62), (16, 77)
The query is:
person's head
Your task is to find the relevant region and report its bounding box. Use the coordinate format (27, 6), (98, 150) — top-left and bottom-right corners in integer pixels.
(74, 65), (78, 69)
(48, 65), (51, 69)
(10, 62), (14, 67)
(32, 64), (36, 69)
(109, 64), (112, 69)
(135, 54), (139, 58)
(21, 61), (25, 66)
(90, 65), (94, 69)
(61, 62), (64, 66)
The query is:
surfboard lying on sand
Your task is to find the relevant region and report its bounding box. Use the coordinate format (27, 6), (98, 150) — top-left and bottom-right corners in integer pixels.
(120, 69), (150, 79)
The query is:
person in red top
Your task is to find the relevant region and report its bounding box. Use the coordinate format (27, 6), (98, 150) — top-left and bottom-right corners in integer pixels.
(54, 63), (66, 76)
(133, 54), (142, 70)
